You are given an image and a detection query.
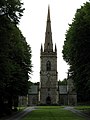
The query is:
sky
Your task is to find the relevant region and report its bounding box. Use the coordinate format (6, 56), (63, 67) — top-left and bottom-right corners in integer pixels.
(19, 0), (89, 83)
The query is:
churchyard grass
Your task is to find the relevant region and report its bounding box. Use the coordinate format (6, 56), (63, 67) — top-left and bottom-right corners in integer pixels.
(75, 106), (90, 115)
(22, 106), (85, 120)
(75, 106), (90, 110)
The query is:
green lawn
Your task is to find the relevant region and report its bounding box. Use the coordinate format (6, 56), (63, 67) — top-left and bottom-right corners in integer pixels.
(75, 106), (90, 115)
(75, 106), (90, 110)
(22, 106), (85, 120)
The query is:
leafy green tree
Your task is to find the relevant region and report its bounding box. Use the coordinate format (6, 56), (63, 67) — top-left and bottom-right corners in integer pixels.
(62, 2), (90, 102)
(0, 0), (32, 114)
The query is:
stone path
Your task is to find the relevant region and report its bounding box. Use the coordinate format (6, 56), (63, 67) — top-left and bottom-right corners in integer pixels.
(64, 106), (90, 120)
(1, 107), (35, 120)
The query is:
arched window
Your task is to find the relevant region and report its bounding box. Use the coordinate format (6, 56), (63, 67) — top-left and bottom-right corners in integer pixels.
(46, 61), (51, 71)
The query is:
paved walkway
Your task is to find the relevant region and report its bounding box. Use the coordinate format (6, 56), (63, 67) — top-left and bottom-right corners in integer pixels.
(1, 107), (35, 120)
(64, 106), (90, 120)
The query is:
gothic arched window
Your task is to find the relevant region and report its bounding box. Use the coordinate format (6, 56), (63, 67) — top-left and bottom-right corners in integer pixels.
(46, 61), (51, 71)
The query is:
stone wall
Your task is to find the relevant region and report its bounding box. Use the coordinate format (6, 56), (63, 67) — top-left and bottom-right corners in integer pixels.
(28, 94), (38, 106)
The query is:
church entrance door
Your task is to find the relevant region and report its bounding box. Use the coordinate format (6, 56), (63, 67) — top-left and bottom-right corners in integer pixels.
(46, 96), (51, 105)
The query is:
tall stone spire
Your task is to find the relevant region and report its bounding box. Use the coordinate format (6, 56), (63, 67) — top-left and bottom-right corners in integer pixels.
(44, 6), (53, 52)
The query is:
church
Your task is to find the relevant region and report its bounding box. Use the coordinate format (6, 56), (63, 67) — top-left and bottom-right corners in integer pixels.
(39, 6), (58, 105)
(28, 6), (77, 106)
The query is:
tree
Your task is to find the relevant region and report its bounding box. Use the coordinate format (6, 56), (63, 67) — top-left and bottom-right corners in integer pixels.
(62, 2), (90, 102)
(0, 0), (32, 114)
(58, 79), (67, 85)
(0, 16), (32, 113)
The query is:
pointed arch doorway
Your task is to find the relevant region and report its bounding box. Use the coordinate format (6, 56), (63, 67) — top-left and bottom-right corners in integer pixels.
(46, 96), (51, 105)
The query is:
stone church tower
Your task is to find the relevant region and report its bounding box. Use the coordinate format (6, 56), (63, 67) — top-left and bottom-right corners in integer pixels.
(39, 6), (58, 105)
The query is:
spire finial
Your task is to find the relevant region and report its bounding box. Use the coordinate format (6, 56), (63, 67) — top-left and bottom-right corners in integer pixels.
(48, 5), (50, 12)
(47, 5), (50, 21)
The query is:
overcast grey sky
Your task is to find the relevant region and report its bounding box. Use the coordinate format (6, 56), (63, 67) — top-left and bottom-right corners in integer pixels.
(19, 0), (89, 82)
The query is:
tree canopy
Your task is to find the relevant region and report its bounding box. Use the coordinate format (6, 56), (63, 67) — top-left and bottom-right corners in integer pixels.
(62, 2), (90, 102)
(0, 0), (24, 24)
(58, 79), (67, 85)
